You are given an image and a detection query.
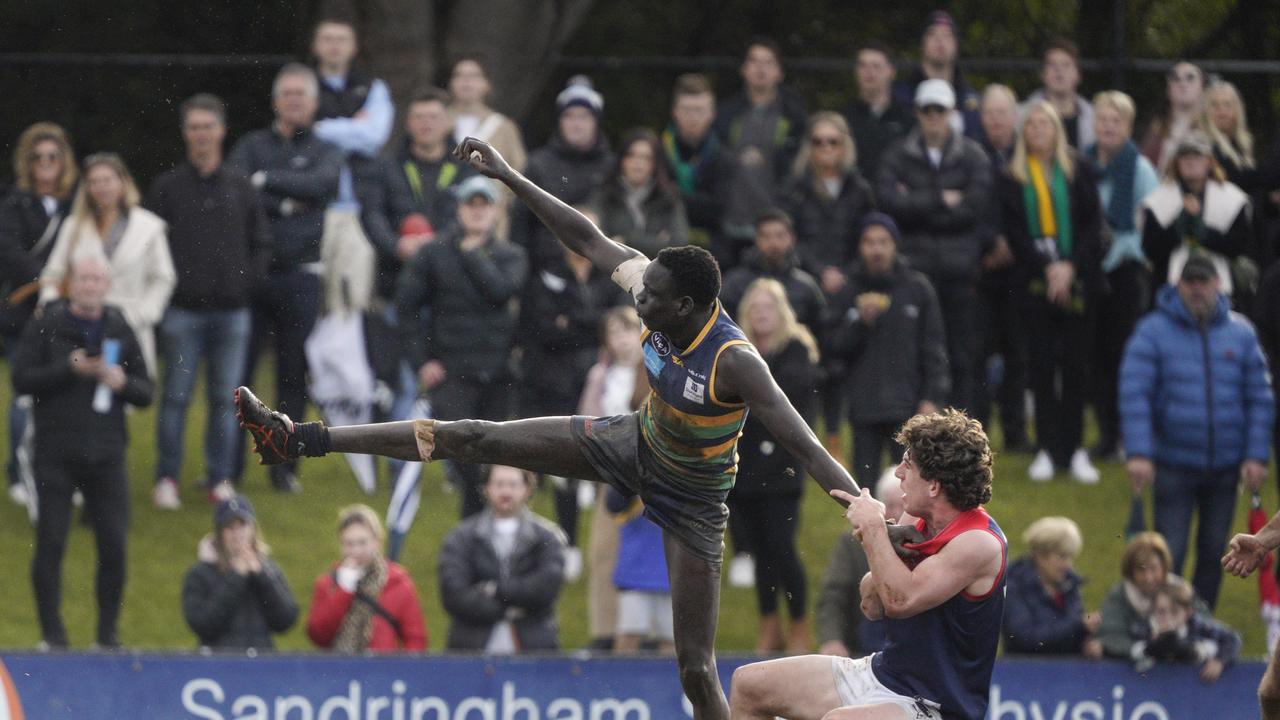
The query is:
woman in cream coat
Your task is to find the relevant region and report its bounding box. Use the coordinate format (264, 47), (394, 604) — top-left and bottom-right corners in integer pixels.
(40, 152), (175, 375)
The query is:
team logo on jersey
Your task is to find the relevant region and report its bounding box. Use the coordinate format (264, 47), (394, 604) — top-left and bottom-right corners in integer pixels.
(651, 332), (672, 356)
(683, 377), (706, 404)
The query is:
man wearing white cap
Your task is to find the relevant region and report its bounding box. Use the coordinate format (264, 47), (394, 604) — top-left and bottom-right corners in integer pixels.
(876, 78), (992, 412)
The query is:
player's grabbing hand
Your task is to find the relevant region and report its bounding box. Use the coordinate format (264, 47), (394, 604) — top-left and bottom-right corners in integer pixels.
(1222, 532), (1269, 578)
(454, 137), (512, 181)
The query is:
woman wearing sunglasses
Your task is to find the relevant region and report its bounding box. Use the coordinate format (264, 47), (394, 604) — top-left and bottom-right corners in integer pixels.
(1141, 61), (1206, 172)
(0, 122), (79, 508)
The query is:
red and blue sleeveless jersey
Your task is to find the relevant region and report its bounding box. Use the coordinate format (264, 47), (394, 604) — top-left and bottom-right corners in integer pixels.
(637, 301), (751, 490)
(871, 507), (1007, 720)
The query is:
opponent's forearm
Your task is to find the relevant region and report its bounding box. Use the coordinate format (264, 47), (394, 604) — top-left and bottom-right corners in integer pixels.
(861, 522), (913, 610)
(501, 169), (601, 258)
(328, 421), (422, 461)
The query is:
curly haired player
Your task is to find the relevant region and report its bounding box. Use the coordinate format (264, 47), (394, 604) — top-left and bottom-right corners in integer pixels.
(730, 410), (1005, 720)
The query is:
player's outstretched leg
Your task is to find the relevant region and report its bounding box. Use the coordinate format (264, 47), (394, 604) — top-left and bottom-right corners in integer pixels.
(665, 531), (730, 720)
(236, 386), (601, 480)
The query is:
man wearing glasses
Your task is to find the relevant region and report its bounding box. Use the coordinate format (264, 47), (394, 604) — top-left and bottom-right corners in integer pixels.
(876, 79), (992, 412)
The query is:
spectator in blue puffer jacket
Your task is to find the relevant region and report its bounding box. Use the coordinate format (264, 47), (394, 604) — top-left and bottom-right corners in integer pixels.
(1120, 253), (1274, 609)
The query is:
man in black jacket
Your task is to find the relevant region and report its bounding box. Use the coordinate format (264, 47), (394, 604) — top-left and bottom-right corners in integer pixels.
(396, 176), (528, 517)
(714, 37), (808, 269)
(877, 79), (991, 411)
(826, 213), (949, 489)
(841, 42), (915, 183)
(720, 208), (825, 335)
(512, 76), (613, 272)
(437, 464), (566, 652)
(12, 256), (153, 649)
(148, 94), (272, 508)
(228, 62), (343, 493)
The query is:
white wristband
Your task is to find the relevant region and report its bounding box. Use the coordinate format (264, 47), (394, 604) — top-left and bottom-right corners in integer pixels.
(611, 257), (649, 298)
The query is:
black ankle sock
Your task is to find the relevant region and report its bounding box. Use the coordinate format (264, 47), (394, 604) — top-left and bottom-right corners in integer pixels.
(291, 422), (331, 457)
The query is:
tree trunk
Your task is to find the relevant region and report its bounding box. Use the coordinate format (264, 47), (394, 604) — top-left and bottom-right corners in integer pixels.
(317, 0), (437, 122)
(438, 0), (596, 122)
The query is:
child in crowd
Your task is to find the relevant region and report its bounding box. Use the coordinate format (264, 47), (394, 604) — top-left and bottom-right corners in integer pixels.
(1133, 576), (1240, 682)
(579, 306), (648, 650)
(607, 487), (674, 654)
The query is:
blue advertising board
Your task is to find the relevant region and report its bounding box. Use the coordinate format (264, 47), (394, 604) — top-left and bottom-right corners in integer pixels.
(0, 653), (1266, 719)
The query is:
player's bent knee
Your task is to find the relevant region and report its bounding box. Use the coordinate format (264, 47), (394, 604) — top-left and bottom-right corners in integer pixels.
(727, 663), (769, 710)
(677, 657), (718, 693)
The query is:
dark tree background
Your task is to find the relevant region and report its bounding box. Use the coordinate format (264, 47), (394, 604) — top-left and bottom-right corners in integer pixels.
(0, 0), (1274, 189)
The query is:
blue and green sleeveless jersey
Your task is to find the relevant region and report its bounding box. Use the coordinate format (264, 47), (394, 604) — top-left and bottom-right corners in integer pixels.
(637, 301), (751, 490)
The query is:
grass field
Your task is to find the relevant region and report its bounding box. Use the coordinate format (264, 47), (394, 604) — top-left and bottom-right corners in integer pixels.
(0, 361), (1273, 658)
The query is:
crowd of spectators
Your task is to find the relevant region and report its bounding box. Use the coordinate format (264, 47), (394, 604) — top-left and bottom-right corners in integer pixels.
(2, 11), (1279, 670)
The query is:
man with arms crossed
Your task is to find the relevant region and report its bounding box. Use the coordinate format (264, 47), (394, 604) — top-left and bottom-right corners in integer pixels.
(730, 410), (1005, 720)
(236, 138), (918, 720)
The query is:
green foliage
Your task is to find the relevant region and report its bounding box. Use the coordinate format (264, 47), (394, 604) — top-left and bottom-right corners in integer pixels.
(0, 362), (1271, 658)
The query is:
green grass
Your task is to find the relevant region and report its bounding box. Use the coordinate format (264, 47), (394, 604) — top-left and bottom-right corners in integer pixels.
(0, 361), (1273, 657)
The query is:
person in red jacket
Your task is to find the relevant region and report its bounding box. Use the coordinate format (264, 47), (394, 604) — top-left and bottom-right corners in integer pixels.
(306, 504), (427, 652)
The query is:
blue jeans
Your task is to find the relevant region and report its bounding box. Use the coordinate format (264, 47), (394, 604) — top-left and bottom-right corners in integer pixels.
(155, 307), (251, 483)
(231, 270), (321, 481)
(1153, 464), (1239, 610)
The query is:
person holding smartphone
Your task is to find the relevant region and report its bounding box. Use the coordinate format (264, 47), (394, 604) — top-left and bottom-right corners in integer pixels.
(11, 254), (152, 649)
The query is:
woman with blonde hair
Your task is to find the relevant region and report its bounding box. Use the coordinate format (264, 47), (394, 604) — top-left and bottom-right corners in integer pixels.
(307, 503), (427, 652)
(782, 111), (874, 294)
(1202, 80), (1256, 187)
(1002, 516), (1103, 658)
(730, 278), (819, 654)
(998, 100), (1104, 484)
(38, 152), (175, 375)
(781, 111), (874, 469)
(1, 122), (79, 505)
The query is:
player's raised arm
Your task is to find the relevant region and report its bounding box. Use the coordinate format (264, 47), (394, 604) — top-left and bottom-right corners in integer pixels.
(455, 137), (642, 274)
(715, 344), (859, 500)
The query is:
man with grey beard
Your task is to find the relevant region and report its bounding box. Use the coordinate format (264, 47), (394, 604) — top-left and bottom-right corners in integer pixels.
(1120, 253), (1274, 610)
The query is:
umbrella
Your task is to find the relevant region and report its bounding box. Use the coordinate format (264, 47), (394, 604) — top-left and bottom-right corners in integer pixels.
(305, 310), (377, 495)
(1248, 492), (1280, 654)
